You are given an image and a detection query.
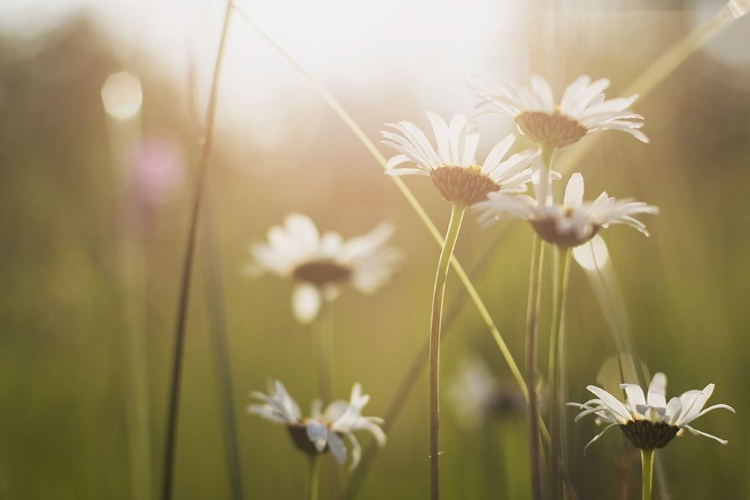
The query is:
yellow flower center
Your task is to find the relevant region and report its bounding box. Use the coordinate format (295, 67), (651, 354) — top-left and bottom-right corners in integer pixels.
(515, 110), (587, 149)
(429, 165), (500, 206)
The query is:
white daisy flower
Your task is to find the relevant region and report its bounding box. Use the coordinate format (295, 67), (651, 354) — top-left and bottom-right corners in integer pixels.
(248, 214), (402, 324)
(467, 74), (648, 149)
(474, 169), (658, 248)
(449, 357), (526, 428)
(381, 112), (539, 206)
(248, 380), (386, 469)
(569, 372), (735, 452)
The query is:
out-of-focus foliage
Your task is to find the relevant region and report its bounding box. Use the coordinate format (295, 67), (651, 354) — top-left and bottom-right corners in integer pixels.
(1, 5), (750, 500)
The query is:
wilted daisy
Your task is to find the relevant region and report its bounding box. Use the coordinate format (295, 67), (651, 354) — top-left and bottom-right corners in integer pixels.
(569, 372), (735, 452)
(475, 171), (658, 248)
(248, 214), (402, 323)
(249, 380), (386, 469)
(381, 112), (538, 206)
(467, 74), (647, 149)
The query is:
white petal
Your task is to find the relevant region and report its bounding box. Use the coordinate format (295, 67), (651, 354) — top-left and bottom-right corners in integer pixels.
(564, 173), (585, 208)
(530, 75), (555, 112)
(306, 420), (329, 452)
(292, 284), (321, 324)
(327, 432), (348, 464)
(682, 424), (728, 445)
(620, 383), (646, 412)
(586, 386), (631, 422)
(647, 373), (667, 408)
(480, 134), (515, 175)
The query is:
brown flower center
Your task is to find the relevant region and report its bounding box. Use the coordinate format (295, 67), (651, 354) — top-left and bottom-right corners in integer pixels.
(531, 211), (598, 248)
(515, 110), (587, 149)
(293, 259), (352, 287)
(619, 420), (680, 450)
(429, 165), (500, 206)
(287, 421), (343, 457)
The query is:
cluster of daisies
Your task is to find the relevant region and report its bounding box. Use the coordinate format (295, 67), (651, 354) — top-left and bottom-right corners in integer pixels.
(244, 74), (732, 484)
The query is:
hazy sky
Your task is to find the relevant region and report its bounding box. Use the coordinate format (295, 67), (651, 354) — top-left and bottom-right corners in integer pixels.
(1, 0), (746, 147)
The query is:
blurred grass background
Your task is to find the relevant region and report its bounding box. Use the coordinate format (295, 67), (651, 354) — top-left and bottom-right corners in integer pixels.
(0, 1), (749, 499)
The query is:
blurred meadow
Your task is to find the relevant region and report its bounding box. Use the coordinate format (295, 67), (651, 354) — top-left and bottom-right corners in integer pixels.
(1, 0), (749, 498)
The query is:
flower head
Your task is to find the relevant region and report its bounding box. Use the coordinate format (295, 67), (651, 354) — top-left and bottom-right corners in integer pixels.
(467, 74), (647, 149)
(248, 214), (402, 323)
(475, 170), (658, 248)
(449, 357), (526, 427)
(381, 112), (538, 206)
(569, 372), (735, 452)
(249, 380), (386, 469)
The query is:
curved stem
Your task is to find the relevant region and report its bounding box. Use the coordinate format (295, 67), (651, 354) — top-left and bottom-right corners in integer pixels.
(525, 235), (545, 500)
(641, 449), (654, 500)
(429, 203), (465, 500)
(161, 3), (233, 499)
(232, 7), (527, 406)
(548, 246), (572, 500)
(308, 456), (321, 500)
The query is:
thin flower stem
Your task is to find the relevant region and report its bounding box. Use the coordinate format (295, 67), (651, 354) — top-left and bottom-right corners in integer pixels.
(641, 449), (655, 500)
(548, 246), (572, 500)
(342, 228), (511, 499)
(429, 203), (465, 500)
(232, 6), (528, 406)
(313, 302), (342, 499)
(308, 456), (321, 500)
(525, 234), (545, 500)
(161, 2), (233, 499)
(314, 301), (334, 403)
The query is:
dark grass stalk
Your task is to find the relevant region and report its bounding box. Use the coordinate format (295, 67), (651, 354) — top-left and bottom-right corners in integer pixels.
(161, 3), (233, 499)
(524, 235), (545, 500)
(200, 175), (245, 500)
(184, 35), (246, 500)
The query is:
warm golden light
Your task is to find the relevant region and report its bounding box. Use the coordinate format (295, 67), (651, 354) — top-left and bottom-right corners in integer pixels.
(572, 234), (610, 271)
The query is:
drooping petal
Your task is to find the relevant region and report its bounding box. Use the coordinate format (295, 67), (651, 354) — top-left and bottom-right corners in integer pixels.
(306, 420), (329, 452)
(292, 284), (321, 324)
(327, 431), (348, 464)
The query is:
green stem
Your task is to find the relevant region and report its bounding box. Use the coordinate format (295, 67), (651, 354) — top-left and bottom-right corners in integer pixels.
(161, 2), (233, 500)
(308, 456), (321, 500)
(641, 449), (654, 500)
(314, 301), (334, 403)
(312, 303), (342, 499)
(525, 235), (545, 500)
(232, 6), (528, 407)
(429, 203), (465, 500)
(548, 246), (572, 500)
